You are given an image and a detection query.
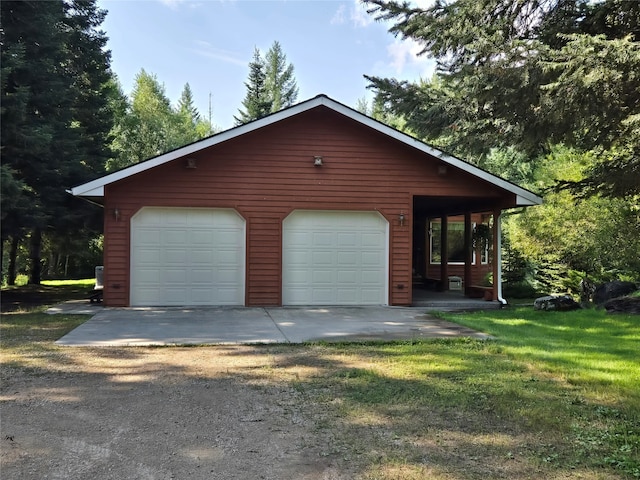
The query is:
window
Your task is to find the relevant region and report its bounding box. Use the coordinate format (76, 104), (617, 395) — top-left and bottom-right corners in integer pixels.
(430, 221), (471, 264)
(429, 220), (491, 265)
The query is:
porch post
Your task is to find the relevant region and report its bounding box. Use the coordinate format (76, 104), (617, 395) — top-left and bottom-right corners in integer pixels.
(464, 211), (472, 295)
(439, 215), (448, 291)
(492, 209), (506, 304)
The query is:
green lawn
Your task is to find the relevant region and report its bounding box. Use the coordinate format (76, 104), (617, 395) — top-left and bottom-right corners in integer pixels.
(1, 282), (638, 478)
(276, 307), (640, 478)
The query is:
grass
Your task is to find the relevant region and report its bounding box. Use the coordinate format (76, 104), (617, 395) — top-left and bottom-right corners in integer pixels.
(1, 282), (639, 478)
(1, 278), (94, 312)
(259, 307), (640, 478)
(1, 280), (93, 372)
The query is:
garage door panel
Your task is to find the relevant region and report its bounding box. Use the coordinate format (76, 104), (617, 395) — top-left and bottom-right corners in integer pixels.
(131, 207), (245, 306)
(135, 229), (161, 245)
(312, 251), (333, 265)
(362, 251), (383, 266)
(337, 288), (357, 303)
(337, 252), (356, 265)
(283, 210), (388, 306)
(137, 249), (161, 264)
(312, 288), (333, 303)
(165, 249), (187, 264)
(313, 232), (333, 246)
(191, 249), (214, 264)
(337, 233), (357, 247)
(337, 269), (357, 283)
(362, 232), (383, 246)
(287, 269), (309, 283)
(312, 270), (333, 284)
(192, 230), (214, 244)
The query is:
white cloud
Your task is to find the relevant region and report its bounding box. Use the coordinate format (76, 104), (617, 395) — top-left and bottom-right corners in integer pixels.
(386, 38), (434, 77)
(331, 1), (374, 28)
(331, 4), (346, 25)
(351, 0), (373, 28)
(192, 40), (245, 66)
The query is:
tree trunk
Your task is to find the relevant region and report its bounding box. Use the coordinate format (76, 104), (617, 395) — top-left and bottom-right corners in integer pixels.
(29, 228), (42, 285)
(8, 236), (19, 285)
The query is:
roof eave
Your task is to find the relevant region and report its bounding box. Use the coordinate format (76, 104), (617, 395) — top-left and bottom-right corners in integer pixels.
(70, 94), (543, 207)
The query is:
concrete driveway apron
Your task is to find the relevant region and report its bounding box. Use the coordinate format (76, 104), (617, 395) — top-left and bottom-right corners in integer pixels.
(53, 305), (490, 346)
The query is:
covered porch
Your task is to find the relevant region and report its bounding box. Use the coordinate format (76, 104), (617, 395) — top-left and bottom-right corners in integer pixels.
(411, 195), (506, 307)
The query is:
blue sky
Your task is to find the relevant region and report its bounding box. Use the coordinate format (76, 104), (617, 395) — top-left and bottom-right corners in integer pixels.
(99, 0), (434, 130)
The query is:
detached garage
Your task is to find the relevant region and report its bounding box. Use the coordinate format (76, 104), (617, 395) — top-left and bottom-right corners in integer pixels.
(69, 94), (541, 307)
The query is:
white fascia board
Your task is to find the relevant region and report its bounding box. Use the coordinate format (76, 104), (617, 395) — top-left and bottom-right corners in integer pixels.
(70, 97), (327, 199)
(318, 96), (543, 206)
(71, 94), (542, 206)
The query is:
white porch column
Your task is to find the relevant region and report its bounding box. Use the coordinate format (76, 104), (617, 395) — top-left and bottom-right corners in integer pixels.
(493, 210), (507, 305)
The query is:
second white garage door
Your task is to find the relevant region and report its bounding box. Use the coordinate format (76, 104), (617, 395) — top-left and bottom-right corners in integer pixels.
(130, 207), (245, 306)
(282, 210), (388, 305)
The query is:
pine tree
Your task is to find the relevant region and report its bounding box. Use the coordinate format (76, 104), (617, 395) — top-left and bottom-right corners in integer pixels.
(264, 41), (298, 112)
(176, 83), (212, 141)
(235, 48), (272, 125)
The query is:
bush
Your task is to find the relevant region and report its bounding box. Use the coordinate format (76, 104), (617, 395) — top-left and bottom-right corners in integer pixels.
(502, 281), (538, 299)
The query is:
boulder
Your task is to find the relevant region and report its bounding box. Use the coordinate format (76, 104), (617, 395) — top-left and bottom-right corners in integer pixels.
(534, 295), (581, 311)
(603, 296), (640, 315)
(593, 281), (638, 305)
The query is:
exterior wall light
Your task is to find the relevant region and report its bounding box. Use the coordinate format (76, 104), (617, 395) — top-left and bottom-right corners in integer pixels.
(399, 212), (406, 226)
(114, 208), (120, 221)
(185, 158), (197, 169)
(314, 156), (323, 166)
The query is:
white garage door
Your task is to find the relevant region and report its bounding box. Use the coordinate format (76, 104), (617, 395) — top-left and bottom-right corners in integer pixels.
(282, 210), (388, 305)
(130, 207), (245, 306)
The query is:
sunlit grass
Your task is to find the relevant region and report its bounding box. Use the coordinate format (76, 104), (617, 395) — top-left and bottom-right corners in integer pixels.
(42, 278), (95, 287)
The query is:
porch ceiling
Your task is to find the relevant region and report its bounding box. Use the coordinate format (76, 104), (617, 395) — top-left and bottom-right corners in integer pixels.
(413, 196), (503, 217)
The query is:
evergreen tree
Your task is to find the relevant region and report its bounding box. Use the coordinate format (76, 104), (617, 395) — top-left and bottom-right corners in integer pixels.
(365, 0), (640, 197)
(264, 41), (298, 112)
(235, 42), (298, 125)
(235, 48), (272, 125)
(1, 0), (112, 283)
(176, 83), (212, 141)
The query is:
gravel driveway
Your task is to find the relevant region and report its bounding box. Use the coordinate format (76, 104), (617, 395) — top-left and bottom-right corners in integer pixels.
(1, 346), (351, 480)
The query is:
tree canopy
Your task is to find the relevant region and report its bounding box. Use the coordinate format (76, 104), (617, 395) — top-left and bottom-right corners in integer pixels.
(1, 0), (113, 283)
(235, 41), (298, 125)
(107, 71), (213, 171)
(365, 0), (640, 197)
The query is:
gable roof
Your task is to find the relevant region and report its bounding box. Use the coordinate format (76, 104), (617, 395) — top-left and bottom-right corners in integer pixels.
(69, 94), (542, 207)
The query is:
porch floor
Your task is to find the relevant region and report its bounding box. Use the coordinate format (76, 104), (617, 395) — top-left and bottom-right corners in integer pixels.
(411, 286), (501, 311)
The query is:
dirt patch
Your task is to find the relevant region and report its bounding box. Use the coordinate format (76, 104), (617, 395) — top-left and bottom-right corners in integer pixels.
(1, 346), (351, 480)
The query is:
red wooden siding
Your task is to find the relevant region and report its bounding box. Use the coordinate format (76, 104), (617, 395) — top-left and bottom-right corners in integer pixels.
(103, 107), (512, 306)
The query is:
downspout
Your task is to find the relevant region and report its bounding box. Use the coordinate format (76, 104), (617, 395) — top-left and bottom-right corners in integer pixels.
(495, 212), (507, 306)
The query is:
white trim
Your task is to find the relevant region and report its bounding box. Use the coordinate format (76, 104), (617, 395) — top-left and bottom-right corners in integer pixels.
(70, 94), (542, 206)
(495, 213), (507, 305)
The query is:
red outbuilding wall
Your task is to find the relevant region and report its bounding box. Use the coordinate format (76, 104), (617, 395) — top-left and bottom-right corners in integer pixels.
(102, 106), (511, 306)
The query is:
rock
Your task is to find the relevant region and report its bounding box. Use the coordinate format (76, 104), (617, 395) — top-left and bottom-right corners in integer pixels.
(603, 296), (640, 315)
(534, 295), (581, 311)
(593, 281), (638, 305)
